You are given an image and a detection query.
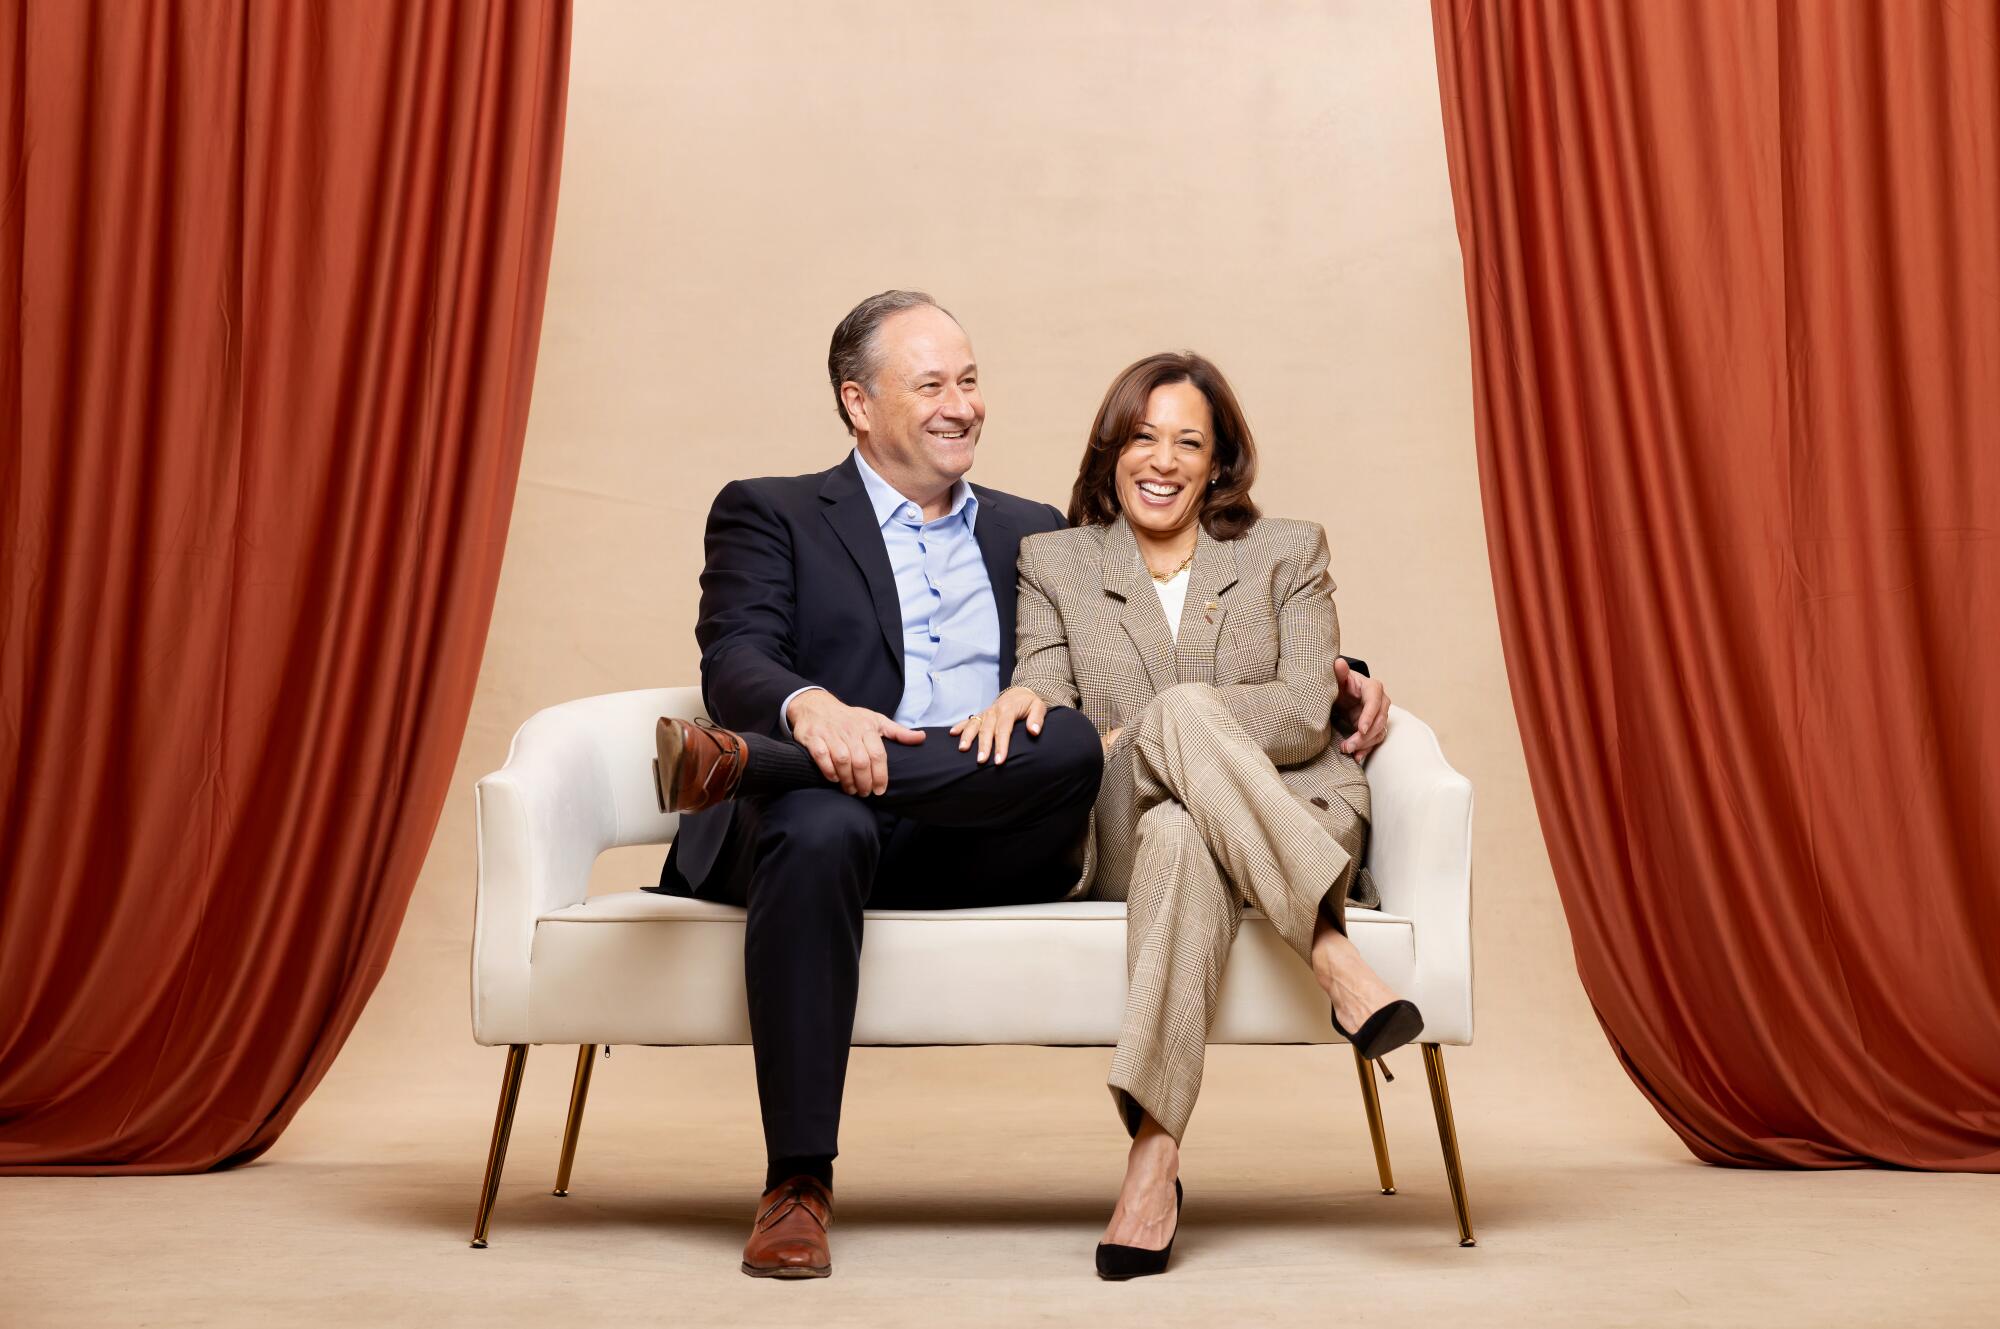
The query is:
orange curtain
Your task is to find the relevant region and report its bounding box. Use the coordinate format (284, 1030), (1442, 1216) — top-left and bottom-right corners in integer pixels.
(1432, 0), (2000, 1168)
(0, 1), (571, 1172)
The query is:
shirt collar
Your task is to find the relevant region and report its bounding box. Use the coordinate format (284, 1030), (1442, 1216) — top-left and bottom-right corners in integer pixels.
(851, 448), (977, 530)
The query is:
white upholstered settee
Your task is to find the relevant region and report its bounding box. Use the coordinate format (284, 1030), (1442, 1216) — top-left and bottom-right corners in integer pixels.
(469, 686), (1475, 1247)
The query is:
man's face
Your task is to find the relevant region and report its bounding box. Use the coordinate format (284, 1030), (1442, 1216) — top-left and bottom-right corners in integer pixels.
(846, 305), (984, 500)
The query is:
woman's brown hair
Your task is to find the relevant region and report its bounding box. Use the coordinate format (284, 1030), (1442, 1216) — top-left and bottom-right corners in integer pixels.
(1066, 351), (1261, 539)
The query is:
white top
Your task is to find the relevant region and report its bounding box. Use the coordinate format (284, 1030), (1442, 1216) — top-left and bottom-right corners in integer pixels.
(1153, 568), (1191, 640)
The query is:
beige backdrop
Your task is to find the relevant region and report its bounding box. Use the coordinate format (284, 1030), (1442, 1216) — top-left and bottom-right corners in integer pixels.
(361, 0), (1610, 1073)
(284, 0), (1618, 1279)
(22, 7), (2000, 1327)
(315, 0), (1664, 1201)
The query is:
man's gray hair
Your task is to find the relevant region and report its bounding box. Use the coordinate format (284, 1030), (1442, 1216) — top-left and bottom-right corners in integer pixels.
(826, 289), (954, 434)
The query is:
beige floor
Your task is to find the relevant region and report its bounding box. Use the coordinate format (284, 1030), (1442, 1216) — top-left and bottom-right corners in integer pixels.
(9, 956), (1997, 1329)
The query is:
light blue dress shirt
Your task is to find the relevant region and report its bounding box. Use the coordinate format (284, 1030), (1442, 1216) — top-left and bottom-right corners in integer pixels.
(780, 451), (1002, 733)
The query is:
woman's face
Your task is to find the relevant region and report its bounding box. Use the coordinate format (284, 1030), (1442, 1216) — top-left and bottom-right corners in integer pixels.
(1114, 380), (1217, 542)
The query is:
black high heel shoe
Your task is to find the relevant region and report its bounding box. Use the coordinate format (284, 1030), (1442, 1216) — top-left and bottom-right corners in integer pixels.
(1333, 998), (1425, 1061)
(1095, 1178), (1183, 1280)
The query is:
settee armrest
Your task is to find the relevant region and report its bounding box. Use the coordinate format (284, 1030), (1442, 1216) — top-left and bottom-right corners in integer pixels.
(471, 686), (700, 1044)
(1363, 705), (1475, 1043)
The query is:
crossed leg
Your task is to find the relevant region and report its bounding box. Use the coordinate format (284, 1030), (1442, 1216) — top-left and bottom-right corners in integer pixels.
(1098, 683), (1400, 1250)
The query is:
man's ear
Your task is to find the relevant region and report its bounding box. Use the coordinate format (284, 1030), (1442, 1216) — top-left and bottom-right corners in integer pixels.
(841, 381), (871, 435)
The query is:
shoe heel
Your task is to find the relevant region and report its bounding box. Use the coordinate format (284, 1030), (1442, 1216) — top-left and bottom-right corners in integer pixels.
(1332, 998), (1425, 1062)
(654, 717), (687, 813)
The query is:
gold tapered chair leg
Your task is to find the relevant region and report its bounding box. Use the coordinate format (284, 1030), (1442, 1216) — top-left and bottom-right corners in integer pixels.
(470, 1044), (529, 1249)
(1420, 1043), (1476, 1246)
(1351, 1044), (1396, 1194)
(553, 1044), (597, 1197)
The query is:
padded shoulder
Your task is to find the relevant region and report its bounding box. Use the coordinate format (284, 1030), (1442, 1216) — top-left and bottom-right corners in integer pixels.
(1019, 521), (1106, 559)
(1236, 515), (1325, 558)
(713, 468), (832, 513)
(972, 482), (1069, 535)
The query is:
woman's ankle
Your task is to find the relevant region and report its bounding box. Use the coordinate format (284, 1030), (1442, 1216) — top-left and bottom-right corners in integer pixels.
(1125, 1114), (1180, 1180)
(1312, 925), (1361, 989)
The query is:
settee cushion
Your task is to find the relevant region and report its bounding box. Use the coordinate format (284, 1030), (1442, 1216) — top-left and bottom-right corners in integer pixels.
(522, 890), (1416, 1047)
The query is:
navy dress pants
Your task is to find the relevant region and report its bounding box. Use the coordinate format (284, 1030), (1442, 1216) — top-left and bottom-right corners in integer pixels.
(657, 707), (1103, 1165)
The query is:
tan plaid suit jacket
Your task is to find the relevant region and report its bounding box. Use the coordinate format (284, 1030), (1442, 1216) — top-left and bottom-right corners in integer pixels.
(1012, 515), (1373, 904)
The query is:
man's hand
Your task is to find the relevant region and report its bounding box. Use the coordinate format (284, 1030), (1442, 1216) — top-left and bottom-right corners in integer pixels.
(787, 690), (926, 796)
(1334, 658), (1390, 759)
(949, 685), (1047, 766)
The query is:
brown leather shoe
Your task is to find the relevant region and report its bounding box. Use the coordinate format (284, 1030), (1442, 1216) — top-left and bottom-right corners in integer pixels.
(741, 1175), (833, 1279)
(653, 716), (749, 814)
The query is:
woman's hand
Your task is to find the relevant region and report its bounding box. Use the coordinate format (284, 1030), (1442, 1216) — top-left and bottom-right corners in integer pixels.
(1334, 658), (1390, 759)
(950, 686), (1048, 765)
(1101, 726), (1123, 755)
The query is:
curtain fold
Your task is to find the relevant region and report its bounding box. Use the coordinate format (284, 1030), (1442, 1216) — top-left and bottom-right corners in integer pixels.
(0, 0), (571, 1172)
(1431, 0), (2000, 1169)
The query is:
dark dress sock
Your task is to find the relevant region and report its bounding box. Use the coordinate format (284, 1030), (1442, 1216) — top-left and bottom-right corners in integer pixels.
(765, 1154), (834, 1191)
(737, 731), (823, 797)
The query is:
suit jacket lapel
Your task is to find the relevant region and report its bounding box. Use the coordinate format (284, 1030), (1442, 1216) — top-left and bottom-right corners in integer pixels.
(1102, 517), (1178, 694)
(819, 458), (903, 680)
(971, 491), (1019, 676)
(1174, 526), (1238, 683)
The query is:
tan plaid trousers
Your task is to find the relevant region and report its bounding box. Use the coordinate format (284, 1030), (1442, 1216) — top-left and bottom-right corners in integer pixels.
(1093, 682), (1363, 1141)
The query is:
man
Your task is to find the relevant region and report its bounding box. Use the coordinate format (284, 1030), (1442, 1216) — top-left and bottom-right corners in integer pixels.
(651, 291), (1390, 1279)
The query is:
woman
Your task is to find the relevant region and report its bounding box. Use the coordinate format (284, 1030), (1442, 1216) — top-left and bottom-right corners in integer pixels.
(952, 352), (1421, 1278)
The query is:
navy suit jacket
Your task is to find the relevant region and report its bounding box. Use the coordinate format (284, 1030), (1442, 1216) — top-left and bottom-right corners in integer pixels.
(664, 455), (1068, 891)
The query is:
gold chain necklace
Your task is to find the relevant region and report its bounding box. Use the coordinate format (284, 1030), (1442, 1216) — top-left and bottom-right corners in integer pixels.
(1148, 546), (1196, 583)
